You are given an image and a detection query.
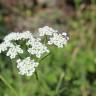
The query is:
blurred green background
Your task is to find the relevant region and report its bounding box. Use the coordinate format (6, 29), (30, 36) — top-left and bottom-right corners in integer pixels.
(0, 0), (96, 96)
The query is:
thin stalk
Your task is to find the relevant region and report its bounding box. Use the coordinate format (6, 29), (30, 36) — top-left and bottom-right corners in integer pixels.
(35, 70), (39, 80)
(56, 73), (64, 95)
(35, 53), (51, 80)
(0, 75), (18, 96)
(44, 36), (48, 44)
(39, 53), (51, 63)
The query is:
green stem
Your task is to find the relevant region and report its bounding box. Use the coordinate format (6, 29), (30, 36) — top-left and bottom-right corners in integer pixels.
(35, 70), (39, 80)
(18, 53), (23, 59)
(35, 53), (51, 80)
(44, 36), (48, 44)
(39, 53), (51, 63)
(56, 73), (64, 95)
(0, 75), (18, 96)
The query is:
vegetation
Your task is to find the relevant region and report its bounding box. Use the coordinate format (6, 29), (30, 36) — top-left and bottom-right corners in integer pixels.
(0, 0), (96, 96)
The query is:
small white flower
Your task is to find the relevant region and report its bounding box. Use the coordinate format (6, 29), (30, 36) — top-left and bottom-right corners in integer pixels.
(38, 26), (58, 36)
(27, 39), (49, 58)
(48, 33), (69, 48)
(17, 57), (39, 76)
(62, 32), (67, 36)
(62, 32), (69, 40)
(0, 42), (14, 53)
(6, 45), (23, 59)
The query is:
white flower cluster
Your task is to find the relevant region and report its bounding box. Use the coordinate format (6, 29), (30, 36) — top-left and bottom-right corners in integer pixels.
(39, 26), (69, 48)
(48, 32), (69, 48)
(17, 57), (39, 76)
(27, 39), (49, 58)
(38, 26), (58, 36)
(4, 31), (32, 42)
(6, 45), (23, 59)
(0, 42), (12, 53)
(0, 26), (69, 76)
